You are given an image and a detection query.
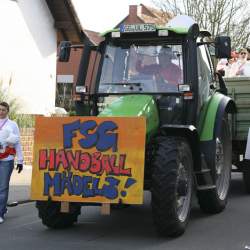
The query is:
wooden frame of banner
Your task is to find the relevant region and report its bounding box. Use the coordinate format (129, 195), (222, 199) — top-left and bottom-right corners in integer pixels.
(60, 201), (70, 213)
(101, 203), (110, 215)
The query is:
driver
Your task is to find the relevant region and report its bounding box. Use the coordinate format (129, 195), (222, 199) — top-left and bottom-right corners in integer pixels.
(136, 46), (182, 85)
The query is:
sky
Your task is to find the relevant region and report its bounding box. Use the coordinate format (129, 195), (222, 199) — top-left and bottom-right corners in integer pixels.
(71, 0), (155, 32)
(72, 0), (250, 34)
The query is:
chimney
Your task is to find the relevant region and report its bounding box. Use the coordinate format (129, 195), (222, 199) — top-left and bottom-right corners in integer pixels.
(129, 5), (142, 17)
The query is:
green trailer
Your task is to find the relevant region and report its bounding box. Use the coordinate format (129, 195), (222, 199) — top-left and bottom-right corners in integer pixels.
(225, 77), (250, 192)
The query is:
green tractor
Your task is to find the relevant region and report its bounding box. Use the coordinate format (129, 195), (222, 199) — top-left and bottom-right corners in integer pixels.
(37, 16), (236, 237)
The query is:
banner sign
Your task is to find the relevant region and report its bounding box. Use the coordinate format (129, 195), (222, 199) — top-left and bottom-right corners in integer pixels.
(31, 116), (146, 204)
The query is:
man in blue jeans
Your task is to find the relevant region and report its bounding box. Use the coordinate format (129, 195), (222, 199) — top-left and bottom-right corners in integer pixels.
(0, 102), (23, 224)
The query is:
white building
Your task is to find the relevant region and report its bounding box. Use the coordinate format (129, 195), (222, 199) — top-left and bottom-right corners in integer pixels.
(0, 0), (83, 115)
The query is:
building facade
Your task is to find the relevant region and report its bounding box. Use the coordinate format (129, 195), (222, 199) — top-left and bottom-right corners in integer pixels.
(0, 0), (57, 115)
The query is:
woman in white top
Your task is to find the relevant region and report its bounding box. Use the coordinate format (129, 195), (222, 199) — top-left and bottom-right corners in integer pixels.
(0, 102), (23, 224)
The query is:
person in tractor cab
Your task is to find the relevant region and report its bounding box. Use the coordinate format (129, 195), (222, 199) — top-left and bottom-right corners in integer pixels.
(136, 46), (182, 86)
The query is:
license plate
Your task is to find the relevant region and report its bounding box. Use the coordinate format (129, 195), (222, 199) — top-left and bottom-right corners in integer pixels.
(120, 24), (156, 33)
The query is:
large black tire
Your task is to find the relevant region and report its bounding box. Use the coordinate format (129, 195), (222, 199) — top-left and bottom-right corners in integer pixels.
(111, 203), (130, 210)
(36, 200), (81, 229)
(197, 116), (232, 213)
(243, 162), (250, 194)
(151, 136), (193, 237)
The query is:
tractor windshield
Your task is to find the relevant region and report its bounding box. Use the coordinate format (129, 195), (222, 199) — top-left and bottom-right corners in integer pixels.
(98, 43), (184, 94)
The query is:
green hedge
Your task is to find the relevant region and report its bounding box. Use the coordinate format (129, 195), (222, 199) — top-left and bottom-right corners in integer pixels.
(12, 114), (35, 128)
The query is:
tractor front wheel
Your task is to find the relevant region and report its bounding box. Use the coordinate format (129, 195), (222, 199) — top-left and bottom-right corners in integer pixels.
(36, 200), (81, 229)
(151, 136), (193, 237)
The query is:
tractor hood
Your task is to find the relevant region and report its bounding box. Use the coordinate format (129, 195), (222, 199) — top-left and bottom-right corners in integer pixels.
(98, 95), (159, 139)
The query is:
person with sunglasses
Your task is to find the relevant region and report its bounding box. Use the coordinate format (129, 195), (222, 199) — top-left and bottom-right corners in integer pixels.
(235, 48), (248, 76)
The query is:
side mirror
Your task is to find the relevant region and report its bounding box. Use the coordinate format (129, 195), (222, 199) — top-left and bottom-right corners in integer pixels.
(58, 41), (72, 62)
(215, 36), (231, 59)
(187, 23), (200, 40)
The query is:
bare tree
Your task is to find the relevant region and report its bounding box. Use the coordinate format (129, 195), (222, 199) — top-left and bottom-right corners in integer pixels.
(152, 0), (250, 49)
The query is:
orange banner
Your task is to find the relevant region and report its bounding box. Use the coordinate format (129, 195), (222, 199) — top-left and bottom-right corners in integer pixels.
(31, 116), (146, 204)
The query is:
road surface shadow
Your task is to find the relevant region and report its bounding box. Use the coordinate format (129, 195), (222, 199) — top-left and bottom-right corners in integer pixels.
(229, 173), (247, 197)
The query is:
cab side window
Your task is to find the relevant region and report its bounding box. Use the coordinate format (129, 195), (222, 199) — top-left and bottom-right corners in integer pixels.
(197, 45), (213, 109)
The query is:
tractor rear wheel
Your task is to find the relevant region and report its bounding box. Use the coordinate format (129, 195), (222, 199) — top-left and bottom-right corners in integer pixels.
(197, 116), (231, 213)
(243, 162), (250, 194)
(151, 136), (193, 237)
(36, 200), (81, 229)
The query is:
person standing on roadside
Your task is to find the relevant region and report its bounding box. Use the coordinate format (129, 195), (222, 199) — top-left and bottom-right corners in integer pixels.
(0, 102), (23, 224)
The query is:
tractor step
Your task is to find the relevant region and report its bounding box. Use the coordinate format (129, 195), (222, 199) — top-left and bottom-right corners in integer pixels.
(196, 185), (216, 191)
(195, 154), (215, 189)
(197, 169), (211, 173)
(195, 168), (214, 186)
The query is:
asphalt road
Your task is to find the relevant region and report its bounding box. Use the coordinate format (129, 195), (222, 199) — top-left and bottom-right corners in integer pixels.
(1, 173), (250, 250)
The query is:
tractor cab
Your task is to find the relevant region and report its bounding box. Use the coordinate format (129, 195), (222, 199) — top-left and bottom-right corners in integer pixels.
(98, 28), (184, 94)
(59, 16), (231, 126)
